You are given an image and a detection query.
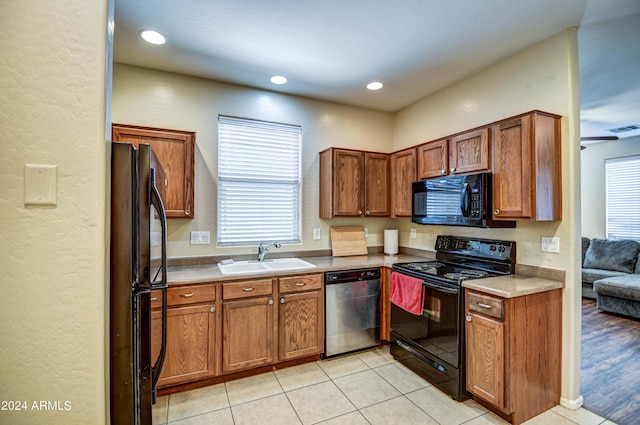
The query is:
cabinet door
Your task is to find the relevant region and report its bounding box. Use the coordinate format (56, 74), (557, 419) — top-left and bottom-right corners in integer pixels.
(390, 148), (416, 217)
(465, 311), (506, 410)
(417, 139), (448, 179)
(278, 290), (324, 360)
(152, 304), (216, 387)
(364, 152), (390, 217)
(332, 149), (364, 217)
(112, 124), (195, 218)
(492, 116), (533, 220)
(222, 297), (274, 373)
(449, 128), (490, 174)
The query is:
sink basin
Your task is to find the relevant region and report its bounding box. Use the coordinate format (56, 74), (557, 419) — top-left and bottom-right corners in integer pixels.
(217, 258), (316, 275)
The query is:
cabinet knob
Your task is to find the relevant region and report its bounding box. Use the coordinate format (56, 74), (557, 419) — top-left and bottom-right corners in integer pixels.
(494, 209), (500, 215)
(358, 209), (363, 215)
(441, 168), (446, 174)
(450, 167), (455, 172)
(280, 298), (285, 304)
(268, 299), (274, 305)
(365, 210), (370, 215)
(210, 307), (216, 313)
(466, 315), (472, 322)
(185, 210), (191, 215)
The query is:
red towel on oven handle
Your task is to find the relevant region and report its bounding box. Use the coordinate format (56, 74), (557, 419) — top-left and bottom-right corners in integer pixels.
(390, 272), (424, 315)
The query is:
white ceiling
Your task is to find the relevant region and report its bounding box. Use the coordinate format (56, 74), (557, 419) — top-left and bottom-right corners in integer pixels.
(113, 0), (640, 142)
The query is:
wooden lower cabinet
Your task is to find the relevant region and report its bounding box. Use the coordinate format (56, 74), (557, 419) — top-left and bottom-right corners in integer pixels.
(465, 288), (562, 425)
(152, 285), (217, 388)
(222, 295), (275, 373)
(221, 279), (275, 373)
(278, 274), (324, 360)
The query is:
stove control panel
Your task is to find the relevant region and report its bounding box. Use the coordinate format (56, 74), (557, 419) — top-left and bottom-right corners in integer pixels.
(435, 235), (515, 262)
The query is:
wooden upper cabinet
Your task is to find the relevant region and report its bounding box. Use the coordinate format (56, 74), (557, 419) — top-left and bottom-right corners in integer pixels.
(449, 127), (490, 174)
(319, 148), (389, 218)
(390, 148), (417, 217)
(364, 152), (390, 217)
(417, 138), (448, 179)
(112, 124), (195, 219)
(492, 111), (561, 221)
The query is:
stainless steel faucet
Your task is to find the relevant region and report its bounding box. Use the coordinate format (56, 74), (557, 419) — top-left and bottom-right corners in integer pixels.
(257, 242), (281, 261)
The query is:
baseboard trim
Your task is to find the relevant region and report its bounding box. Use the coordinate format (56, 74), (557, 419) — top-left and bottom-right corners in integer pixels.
(560, 395), (584, 410)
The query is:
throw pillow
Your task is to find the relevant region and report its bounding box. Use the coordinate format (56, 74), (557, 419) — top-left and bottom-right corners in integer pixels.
(583, 238), (640, 273)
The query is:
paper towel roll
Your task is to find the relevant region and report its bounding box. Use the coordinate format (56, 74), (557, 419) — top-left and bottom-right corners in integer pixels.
(384, 229), (399, 255)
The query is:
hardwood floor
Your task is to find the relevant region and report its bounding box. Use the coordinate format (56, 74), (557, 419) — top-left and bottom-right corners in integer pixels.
(581, 298), (640, 425)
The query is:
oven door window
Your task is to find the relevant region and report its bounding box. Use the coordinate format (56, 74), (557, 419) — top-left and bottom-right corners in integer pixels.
(391, 284), (460, 367)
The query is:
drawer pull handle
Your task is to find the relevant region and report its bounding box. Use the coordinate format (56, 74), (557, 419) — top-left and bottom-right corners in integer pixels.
(179, 293), (195, 298)
(476, 302), (492, 309)
(295, 283), (306, 287)
(151, 297), (160, 301)
(242, 287), (255, 292)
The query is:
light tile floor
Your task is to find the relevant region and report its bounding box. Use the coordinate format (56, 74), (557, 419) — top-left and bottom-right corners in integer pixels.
(153, 346), (616, 425)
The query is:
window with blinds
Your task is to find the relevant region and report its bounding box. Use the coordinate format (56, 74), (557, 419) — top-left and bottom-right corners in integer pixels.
(606, 155), (640, 240)
(217, 116), (302, 246)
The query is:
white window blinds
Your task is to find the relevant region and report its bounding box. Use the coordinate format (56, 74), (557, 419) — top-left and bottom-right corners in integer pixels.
(217, 116), (302, 246)
(606, 155), (640, 240)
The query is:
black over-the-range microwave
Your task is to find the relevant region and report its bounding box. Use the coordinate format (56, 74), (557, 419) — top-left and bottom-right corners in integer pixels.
(412, 172), (515, 228)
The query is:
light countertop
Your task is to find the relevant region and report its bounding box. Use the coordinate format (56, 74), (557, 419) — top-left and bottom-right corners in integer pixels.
(167, 253), (428, 285)
(462, 274), (564, 298)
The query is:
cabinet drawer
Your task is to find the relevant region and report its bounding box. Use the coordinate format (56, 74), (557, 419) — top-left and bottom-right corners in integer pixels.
(467, 291), (504, 320)
(223, 279), (273, 300)
(279, 274), (323, 293)
(160, 284), (216, 307)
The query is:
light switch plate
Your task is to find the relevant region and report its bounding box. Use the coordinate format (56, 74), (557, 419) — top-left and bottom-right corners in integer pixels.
(313, 228), (321, 240)
(190, 231), (210, 245)
(410, 229), (417, 239)
(24, 164), (57, 206)
(541, 236), (560, 253)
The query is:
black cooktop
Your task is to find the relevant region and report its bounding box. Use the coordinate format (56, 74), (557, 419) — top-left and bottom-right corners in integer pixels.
(392, 235), (516, 284)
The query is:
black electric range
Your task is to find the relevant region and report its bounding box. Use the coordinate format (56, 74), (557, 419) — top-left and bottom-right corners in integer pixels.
(390, 235), (516, 400)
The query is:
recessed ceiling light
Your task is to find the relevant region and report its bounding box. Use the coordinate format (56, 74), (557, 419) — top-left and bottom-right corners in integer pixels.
(270, 75), (288, 85)
(140, 30), (166, 45)
(367, 81), (384, 91)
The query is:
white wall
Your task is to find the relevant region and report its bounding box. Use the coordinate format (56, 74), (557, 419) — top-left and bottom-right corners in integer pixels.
(112, 64), (395, 258)
(393, 29), (583, 406)
(0, 0), (109, 424)
(581, 135), (640, 238)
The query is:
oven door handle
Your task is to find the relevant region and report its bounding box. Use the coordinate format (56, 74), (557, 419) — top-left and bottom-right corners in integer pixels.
(423, 280), (459, 294)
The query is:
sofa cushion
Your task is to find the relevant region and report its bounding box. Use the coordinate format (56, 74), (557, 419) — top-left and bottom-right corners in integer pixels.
(582, 268), (628, 284)
(581, 237), (590, 264)
(583, 238), (640, 273)
(594, 275), (640, 302)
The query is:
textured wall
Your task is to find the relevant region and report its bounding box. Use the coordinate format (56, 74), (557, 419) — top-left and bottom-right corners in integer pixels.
(0, 1), (108, 424)
(112, 64), (395, 258)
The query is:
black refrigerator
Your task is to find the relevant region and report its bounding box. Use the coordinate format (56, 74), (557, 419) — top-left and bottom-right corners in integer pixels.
(110, 142), (168, 425)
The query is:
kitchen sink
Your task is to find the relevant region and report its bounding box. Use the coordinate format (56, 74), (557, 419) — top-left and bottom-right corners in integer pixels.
(217, 258), (316, 275)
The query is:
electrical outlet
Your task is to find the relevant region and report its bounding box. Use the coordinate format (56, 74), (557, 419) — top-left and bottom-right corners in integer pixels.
(541, 236), (560, 253)
(364, 227), (369, 237)
(426, 232), (435, 241)
(190, 231), (210, 245)
(410, 228), (417, 239)
(313, 228), (321, 240)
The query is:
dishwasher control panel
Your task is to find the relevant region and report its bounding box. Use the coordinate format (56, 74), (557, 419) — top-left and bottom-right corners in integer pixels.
(325, 268), (381, 283)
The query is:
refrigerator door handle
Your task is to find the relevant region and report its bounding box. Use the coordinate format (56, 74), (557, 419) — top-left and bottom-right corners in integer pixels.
(149, 168), (168, 403)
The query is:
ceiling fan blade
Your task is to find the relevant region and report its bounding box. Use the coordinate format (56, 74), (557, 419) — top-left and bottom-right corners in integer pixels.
(580, 136), (619, 141)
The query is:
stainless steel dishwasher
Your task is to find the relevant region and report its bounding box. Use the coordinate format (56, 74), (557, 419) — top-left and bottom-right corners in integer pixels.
(324, 268), (380, 357)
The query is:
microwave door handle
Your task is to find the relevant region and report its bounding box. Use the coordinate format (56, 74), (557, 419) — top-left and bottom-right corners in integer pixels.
(460, 183), (471, 217)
